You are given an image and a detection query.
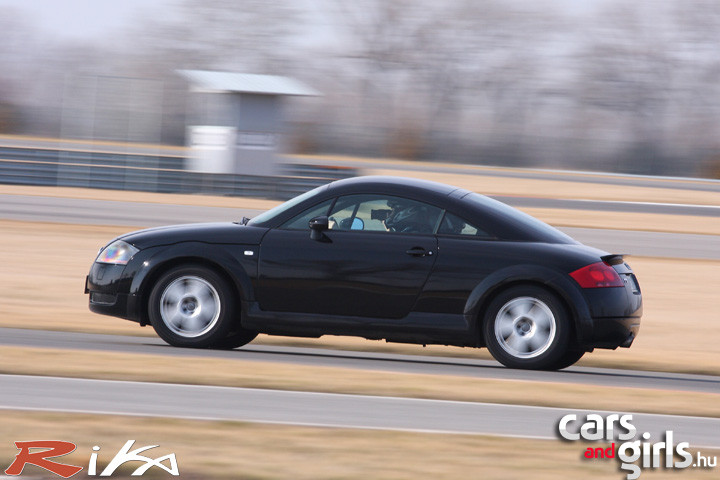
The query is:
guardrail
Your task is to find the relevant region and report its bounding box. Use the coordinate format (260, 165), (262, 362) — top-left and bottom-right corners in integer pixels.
(0, 147), (356, 200)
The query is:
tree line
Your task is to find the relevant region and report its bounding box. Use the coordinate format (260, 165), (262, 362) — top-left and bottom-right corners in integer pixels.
(1, 0), (720, 177)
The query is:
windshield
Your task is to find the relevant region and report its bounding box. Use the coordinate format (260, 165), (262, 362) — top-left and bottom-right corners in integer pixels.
(464, 193), (575, 243)
(247, 185), (328, 226)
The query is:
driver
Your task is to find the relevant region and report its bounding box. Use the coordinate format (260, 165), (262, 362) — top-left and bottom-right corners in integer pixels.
(383, 199), (432, 233)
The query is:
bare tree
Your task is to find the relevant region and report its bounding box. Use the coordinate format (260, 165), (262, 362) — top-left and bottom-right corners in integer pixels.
(568, 0), (720, 174)
(5, 0), (720, 174)
(127, 0), (304, 74)
(316, 0), (562, 160)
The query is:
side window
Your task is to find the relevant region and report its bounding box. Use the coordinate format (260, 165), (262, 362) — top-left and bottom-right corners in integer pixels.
(328, 195), (442, 234)
(280, 199), (333, 230)
(437, 212), (491, 238)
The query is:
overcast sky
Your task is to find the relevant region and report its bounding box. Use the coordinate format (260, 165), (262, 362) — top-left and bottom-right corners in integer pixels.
(0, 0), (614, 41)
(0, 0), (173, 39)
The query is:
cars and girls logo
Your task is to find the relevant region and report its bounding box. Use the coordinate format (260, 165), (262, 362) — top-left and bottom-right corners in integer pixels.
(558, 413), (717, 479)
(3, 440), (178, 477)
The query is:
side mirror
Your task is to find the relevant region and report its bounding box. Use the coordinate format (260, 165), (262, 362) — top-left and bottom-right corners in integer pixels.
(309, 215), (329, 240)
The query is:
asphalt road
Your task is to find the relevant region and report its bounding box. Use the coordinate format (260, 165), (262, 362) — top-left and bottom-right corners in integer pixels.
(2, 194), (719, 259)
(2, 328), (718, 394)
(0, 194), (255, 226)
(492, 195), (720, 217)
(559, 227), (720, 260)
(2, 374), (718, 447)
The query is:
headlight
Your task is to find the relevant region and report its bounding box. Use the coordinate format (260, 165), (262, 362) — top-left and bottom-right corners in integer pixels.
(96, 240), (139, 265)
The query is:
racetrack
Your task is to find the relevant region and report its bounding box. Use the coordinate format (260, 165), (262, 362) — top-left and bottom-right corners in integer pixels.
(1, 328), (718, 394)
(4, 193), (720, 223)
(1, 152), (719, 473)
(3, 374), (719, 447)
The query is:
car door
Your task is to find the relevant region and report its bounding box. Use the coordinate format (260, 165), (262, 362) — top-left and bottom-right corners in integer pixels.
(416, 211), (502, 314)
(257, 194), (442, 319)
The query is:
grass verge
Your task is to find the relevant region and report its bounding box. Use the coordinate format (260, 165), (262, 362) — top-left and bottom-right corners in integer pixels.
(369, 168), (720, 206)
(1, 411), (718, 480)
(1, 346), (718, 418)
(1, 217), (718, 376)
(3, 184), (719, 234)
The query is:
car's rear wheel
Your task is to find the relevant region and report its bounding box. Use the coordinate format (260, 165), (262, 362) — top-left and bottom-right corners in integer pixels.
(148, 265), (246, 348)
(483, 285), (571, 370)
(551, 348), (585, 370)
(212, 329), (258, 350)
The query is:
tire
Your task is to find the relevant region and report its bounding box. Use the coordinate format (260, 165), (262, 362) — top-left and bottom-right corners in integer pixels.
(212, 330), (258, 350)
(482, 285), (571, 370)
(551, 348), (585, 370)
(148, 265), (238, 348)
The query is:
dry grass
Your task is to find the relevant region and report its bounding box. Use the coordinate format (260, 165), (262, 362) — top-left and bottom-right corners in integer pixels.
(0, 220), (146, 336)
(0, 184), (279, 210)
(297, 152), (719, 187)
(580, 256), (720, 375)
(369, 168), (720, 206)
(3, 184), (719, 235)
(0, 132), (189, 151)
(9, 411), (717, 480)
(1, 346), (719, 418)
(3, 144), (719, 479)
(522, 208), (720, 235)
(1, 219), (719, 375)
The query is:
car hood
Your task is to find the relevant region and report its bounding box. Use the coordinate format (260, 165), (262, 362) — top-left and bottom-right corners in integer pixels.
(118, 222), (268, 249)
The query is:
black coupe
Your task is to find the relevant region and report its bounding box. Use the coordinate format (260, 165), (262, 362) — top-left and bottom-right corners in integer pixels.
(85, 176), (642, 370)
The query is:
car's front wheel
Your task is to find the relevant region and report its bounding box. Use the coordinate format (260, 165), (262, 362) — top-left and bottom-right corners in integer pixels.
(483, 285), (571, 370)
(148, 265), (246, 348)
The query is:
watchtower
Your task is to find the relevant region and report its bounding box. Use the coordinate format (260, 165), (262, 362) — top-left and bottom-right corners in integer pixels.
(179, 69), (319, 176)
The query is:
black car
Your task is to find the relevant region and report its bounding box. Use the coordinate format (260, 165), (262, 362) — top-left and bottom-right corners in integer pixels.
(85, 176), (642, 370)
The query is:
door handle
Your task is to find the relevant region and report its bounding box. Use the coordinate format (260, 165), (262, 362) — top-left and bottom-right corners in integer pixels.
(406, 247), (433, 257)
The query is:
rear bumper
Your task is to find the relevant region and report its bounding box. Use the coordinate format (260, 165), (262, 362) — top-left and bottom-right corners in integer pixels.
(587, 315), (641, 349)
(578, 265), (642, 349)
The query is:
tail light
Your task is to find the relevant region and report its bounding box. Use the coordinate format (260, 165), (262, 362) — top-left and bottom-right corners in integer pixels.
(569, 262), (624, 288)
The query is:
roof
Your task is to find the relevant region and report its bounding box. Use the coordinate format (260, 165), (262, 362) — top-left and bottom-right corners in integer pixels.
(177, 70), (320, 96)
(329, 175), (461, 196)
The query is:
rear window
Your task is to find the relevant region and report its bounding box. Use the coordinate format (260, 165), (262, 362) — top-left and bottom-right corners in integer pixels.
(462, 193), (574, 243)
(437, 212), (494, 239)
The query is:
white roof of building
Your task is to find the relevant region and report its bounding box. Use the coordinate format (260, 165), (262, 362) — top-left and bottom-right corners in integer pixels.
(178, 70), (320, 96)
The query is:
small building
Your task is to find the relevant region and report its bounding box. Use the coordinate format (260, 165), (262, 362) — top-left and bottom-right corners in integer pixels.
(178, 69), (319, 176)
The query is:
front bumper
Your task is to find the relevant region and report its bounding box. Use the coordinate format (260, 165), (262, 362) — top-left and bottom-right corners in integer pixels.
(85, 262), (140, 323)
(88, 290), (136, 320)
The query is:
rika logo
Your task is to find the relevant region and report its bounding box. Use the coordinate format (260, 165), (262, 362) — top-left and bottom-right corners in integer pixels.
(4, 440), (179, 477)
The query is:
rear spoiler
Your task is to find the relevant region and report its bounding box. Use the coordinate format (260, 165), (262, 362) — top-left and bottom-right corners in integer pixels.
(601, 254), (626, 266)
